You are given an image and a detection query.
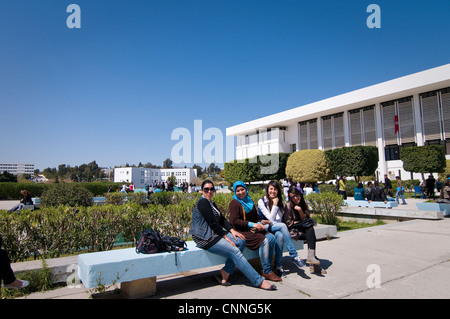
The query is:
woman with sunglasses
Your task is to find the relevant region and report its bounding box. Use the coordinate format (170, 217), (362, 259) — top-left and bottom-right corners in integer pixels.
(257, 181), (306, 275)
(284, 185), (326, 274)
(190, 180), (276, 290)
(229, 181), (282, 283)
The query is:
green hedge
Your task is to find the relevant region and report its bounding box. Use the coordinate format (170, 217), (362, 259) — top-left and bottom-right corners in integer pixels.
(0, 202), (192, 262)
(0, 191), (274, 262)
(0, 182), (122, 200)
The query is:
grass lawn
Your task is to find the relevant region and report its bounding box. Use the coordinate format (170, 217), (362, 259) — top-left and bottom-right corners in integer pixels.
(336, 219), (386, 232)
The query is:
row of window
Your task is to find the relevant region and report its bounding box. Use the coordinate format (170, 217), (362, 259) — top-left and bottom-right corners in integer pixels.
(298, 87), (450, 154)
(299, 105), (377, 151)
(236, 128), (287, 146)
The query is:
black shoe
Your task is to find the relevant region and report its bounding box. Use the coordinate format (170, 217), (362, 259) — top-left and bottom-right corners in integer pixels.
(213, 276), (231, 286)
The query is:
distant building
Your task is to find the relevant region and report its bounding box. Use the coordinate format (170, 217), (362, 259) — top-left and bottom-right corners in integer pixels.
(226, 64), (450, 180)
(0, 163), (35, 175)
(114, 167), (198, 188)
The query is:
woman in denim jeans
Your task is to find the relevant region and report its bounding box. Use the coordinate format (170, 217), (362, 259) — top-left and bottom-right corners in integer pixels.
(257, 180), (306, 276)
(229, 181), (282, 283)
(189, 180), (276, 291)
(395, 176), (407, 205)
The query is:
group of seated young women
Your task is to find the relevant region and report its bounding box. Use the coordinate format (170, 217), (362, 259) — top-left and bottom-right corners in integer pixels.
(190, 179), (325, 291)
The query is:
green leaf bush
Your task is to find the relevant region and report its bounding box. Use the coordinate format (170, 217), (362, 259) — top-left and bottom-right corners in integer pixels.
(40, 183), (94, 207)
(0, 189), (304, 262)
(306, 192), (344, 226)
(285, 150), (334, 182)
(0, 202), (194, 262)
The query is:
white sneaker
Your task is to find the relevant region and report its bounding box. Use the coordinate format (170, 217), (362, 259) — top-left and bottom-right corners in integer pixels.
(292, 256), (306, 268)
(275, 266), (286, 277)
(2, 279), (29, 289)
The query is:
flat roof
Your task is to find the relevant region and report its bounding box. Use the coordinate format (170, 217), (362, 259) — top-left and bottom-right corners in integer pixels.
(226, 63), (450, 136)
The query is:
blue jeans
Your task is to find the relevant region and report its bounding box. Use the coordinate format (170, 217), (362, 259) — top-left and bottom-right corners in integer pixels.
(270, 223), (298, 267)
(258, 233), (276, 274)
(396, 190), (406, 204)
(207, 233), (264, 287)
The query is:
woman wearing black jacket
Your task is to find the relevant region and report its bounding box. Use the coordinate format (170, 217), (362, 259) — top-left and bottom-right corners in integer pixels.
(189, 180), (276, 290)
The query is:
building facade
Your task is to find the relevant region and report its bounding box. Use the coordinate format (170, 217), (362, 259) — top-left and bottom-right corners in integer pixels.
(0, 163), (35, 175)
(226, 64), (450, 180)
(114, 167), (198, 188)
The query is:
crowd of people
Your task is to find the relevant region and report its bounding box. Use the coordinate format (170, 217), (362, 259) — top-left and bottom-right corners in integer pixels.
(336, 173), (450, 205)
(116, 180), (200, 195)
(336, 174), (408, 204)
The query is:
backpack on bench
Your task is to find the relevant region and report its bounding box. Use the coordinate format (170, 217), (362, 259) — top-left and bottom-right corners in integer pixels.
(136, 228), (186, 254)
(136, 228), (164, 254)
(161, 235), (187, 252)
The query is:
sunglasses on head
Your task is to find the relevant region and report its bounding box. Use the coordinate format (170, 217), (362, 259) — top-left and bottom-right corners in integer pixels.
(203, 187), (215, 192)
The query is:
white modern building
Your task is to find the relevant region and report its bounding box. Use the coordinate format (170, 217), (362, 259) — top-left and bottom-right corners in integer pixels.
(0, 163), (35, 175)
(226, 64), (450, 180)
(114, 167), (198, 188)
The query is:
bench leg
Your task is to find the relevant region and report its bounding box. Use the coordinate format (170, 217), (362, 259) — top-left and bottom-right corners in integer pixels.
(121, 277), (156, 299)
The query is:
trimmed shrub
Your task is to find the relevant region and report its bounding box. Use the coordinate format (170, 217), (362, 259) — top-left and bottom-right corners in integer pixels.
(286, 150), (334, 182)
(40, 183), (94, 207)
(306, 192), (343, 226)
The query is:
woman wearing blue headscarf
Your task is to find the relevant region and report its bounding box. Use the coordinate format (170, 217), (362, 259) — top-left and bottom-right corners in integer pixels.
(229, 181), (282, 282)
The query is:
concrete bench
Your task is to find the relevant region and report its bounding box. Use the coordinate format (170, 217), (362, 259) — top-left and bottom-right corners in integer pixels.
(78, 239), (303, 298)
(344, 199), (398, 209)
(31, 197), (40, 209)
(416, 202), (450, 217)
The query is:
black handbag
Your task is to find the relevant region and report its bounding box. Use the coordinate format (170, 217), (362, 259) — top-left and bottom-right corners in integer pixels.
(293, 217), (315, 229)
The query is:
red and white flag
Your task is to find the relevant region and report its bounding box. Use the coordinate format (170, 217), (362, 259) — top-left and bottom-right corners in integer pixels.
(394, 115), (399, 134)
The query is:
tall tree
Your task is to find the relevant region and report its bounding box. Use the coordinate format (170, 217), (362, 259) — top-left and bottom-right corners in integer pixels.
(325, 146), (379, 181)
(400, 145), (446, 179)
(163, 158), (173, 168)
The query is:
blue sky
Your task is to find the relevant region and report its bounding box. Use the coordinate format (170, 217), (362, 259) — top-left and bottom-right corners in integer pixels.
(1, 0), (449, 171)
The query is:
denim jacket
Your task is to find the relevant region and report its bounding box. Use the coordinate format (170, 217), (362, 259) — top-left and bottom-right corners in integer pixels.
(189, 201), (216, 241)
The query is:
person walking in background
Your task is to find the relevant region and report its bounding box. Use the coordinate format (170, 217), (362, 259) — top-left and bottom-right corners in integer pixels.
(395, 176), (407, 205)
(338, 175), (347, 199)
(384, 174), (392, 197)
(426, 175), (436, 199)
(436, 178), (443, 195)
(302, 183), (314, 196)
(282, 179), (290, 198)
